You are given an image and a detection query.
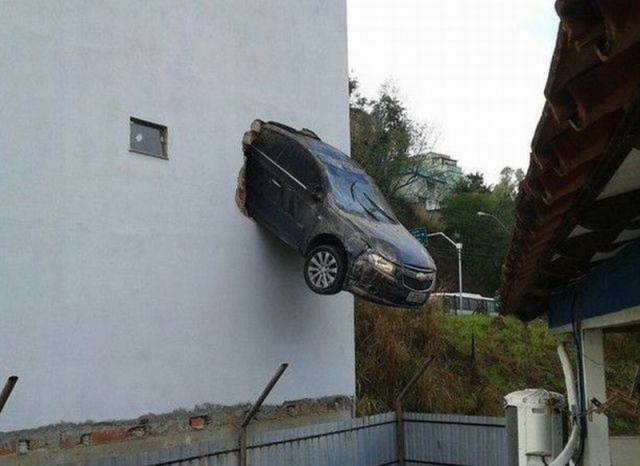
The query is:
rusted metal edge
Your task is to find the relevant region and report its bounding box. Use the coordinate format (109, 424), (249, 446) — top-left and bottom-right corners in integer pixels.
(0, 376), (18, 415)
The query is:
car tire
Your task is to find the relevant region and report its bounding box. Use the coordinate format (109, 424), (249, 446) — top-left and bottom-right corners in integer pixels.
(250, 119), (265, 133)
(242, 130), (258, 153)
(304, 245), (346, 295)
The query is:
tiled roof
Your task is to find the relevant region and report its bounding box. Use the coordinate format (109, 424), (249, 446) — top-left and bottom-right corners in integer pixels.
(501, 0), (640, 320)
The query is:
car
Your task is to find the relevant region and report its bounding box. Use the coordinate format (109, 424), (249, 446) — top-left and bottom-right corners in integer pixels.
(240, 120), (437, 308)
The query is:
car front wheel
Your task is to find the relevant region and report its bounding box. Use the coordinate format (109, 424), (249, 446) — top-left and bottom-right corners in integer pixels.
(304, 245), (346, 295)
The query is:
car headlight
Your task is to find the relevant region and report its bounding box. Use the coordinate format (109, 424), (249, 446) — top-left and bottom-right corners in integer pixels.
(367, 252), (396, 277)
(415, 272), (435, 282)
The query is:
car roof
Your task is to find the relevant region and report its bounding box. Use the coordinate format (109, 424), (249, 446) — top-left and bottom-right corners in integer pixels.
(264, 121), (361, 172)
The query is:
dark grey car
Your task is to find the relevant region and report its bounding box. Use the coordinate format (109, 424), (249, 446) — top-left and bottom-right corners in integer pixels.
(241, 120), (436, 307)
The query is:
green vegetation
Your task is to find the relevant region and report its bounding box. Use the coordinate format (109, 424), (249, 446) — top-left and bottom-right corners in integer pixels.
(604, 333), (640, 434)
(349, 78), (439, 220)
(438, 168), (523, 295)
(356, 298), (563, 416)
(349, 78), (640, 435)
(356, 299), (640, 435)
(349, 77), (522, 296)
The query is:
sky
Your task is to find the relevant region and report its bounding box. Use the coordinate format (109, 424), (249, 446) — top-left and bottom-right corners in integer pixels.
(347, 0), (559, 184)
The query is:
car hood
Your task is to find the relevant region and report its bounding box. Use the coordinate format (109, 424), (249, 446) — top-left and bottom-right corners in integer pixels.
(344, 213), (436, 270)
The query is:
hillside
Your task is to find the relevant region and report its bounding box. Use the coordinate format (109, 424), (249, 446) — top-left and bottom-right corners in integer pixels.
(355, 299), (640, 435)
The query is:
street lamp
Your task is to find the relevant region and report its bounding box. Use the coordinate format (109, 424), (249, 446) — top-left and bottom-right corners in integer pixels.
(427, 232), (463, 315)
(477, 211), (510, 234)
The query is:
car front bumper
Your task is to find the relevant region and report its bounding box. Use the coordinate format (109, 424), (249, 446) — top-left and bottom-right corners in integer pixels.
(345, 253), (435, 308)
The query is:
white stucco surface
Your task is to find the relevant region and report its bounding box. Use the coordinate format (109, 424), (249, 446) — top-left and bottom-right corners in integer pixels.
(0, 0), (353, 432)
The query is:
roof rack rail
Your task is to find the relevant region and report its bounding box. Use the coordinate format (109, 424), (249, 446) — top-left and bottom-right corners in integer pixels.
(267, 121), (321, 141)
(299, 128), (320, 140)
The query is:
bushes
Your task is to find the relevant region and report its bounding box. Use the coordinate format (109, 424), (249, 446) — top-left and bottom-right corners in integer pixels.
(355, 298), (640, 434)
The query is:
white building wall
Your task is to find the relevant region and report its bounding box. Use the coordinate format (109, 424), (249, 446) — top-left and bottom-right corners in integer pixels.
(0, 0), (353, 432)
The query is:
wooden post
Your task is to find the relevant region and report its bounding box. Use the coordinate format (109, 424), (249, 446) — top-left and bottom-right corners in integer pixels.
(0, 376), (18, 415)
(238, 428), (247, 466)
(395, 401), (405, 466)
(395, 357), (433, 465)
(238, 363), (288, 466)
(471, 332), (476, 362)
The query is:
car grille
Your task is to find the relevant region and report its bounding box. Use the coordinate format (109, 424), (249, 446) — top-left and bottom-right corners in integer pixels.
(402, 268), (434, 291)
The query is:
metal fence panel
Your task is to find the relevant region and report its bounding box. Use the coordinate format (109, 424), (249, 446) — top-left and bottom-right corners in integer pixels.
(93, 412), (506, 466)
(246, 412), (396, 466)
(404, 412), (507, 466)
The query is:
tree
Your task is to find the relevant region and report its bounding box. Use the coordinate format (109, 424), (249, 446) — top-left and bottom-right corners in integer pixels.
(492, 167), (524, 201)
(348, 77), (521, 295)
(453, 172), (490, 194)
(350, 79), (439, 219)
(438, 167), (521, 295)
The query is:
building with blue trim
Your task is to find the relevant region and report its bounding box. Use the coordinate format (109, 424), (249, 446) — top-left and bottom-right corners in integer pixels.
(501, 1), (640, 464)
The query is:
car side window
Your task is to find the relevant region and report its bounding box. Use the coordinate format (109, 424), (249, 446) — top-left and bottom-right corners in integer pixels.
(279, 141), (321, 189)
(463, 298), (471, 310)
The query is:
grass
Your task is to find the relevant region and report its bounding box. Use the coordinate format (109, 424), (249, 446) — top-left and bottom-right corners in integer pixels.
(355, 298), (640, 435)
(604, 332), (640, 434)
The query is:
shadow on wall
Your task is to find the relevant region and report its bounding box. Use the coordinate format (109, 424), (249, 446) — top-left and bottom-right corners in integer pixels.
(232, 133), (339, 324)
(253, 223), (311, 303)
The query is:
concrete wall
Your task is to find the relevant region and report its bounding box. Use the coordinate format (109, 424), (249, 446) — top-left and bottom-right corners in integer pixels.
(0, 398), (352, 464)
(0, 0), (353, 432)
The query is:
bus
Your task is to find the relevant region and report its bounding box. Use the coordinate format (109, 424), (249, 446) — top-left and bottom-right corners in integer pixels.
(430, 292), (500, 315)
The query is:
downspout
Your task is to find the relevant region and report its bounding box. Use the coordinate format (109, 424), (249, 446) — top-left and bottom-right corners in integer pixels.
(550, 343), (580, 466)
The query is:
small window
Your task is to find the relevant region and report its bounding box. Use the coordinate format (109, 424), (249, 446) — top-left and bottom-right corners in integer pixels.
(130, 118), (168, 159)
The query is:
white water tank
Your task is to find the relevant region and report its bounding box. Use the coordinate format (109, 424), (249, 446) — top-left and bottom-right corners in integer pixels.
(505, 389), (565, 466)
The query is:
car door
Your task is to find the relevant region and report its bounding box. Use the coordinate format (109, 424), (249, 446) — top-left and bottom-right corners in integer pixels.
(245, 130), (291, 236)
(277, 141), (323, 250)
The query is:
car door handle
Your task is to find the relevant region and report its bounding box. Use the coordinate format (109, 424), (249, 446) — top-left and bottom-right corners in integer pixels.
(271, 179), (282, 188)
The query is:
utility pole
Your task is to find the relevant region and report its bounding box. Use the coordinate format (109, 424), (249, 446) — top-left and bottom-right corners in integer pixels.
(456, 241), (463, 315)
(427, 232), (463, 314)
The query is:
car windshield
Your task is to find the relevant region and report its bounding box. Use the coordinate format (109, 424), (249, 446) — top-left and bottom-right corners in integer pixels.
(325, 165), (397, 223)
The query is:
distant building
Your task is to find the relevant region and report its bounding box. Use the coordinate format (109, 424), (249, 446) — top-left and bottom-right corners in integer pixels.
(398, 152), (463, 211)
